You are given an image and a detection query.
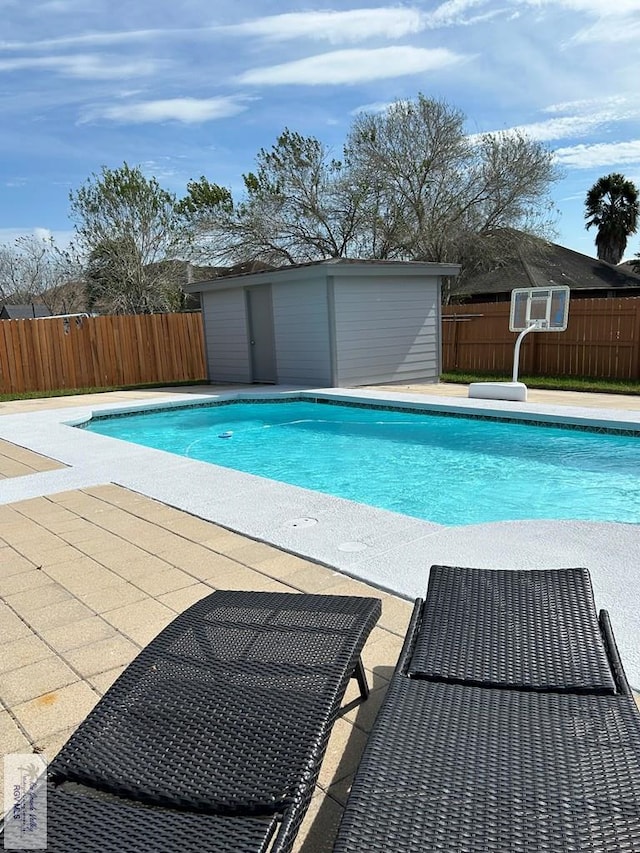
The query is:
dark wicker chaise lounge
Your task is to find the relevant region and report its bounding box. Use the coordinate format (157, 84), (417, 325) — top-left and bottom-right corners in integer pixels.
(334, 566), (640, 852)
(3, 589), (381, 853)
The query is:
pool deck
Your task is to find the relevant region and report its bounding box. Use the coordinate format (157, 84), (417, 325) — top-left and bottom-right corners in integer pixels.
(1, 381), (639, 851)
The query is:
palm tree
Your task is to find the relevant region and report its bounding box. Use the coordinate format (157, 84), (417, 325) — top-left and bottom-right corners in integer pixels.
(585, 173), (639, 265)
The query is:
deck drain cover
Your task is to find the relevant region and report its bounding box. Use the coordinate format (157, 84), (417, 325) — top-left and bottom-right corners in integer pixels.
(284, 517), (318, 529)
(338, 542), (368, 552)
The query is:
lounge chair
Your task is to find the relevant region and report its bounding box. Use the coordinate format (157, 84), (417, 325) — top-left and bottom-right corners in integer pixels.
(334, 566), (640, 852)
(409, 565), (624, 693)
(3, 589), (381, 853)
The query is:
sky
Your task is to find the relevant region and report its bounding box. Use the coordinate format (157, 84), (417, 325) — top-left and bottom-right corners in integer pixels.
(2, 0), (640, 261)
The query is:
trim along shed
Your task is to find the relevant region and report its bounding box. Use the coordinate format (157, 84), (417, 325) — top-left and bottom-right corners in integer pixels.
(185, 259), (460, 387)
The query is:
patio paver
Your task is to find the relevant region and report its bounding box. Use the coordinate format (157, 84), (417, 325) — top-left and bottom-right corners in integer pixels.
(0, 439), (64, 479)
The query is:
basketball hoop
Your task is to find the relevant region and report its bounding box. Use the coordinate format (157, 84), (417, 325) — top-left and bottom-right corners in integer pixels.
(509, 285), (569, 334)
(469, 285), (570, 402)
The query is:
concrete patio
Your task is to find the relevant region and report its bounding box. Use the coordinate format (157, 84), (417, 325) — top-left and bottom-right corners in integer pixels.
(1, 382), (639, 851)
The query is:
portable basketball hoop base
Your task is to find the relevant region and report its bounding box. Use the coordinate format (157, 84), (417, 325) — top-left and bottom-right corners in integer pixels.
(467, 285), (570, 403)
(469, 379), (528, 402)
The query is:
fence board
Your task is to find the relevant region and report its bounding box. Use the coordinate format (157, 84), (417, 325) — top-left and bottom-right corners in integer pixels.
(103, 316), (120, 386)
(14, 322), (28, 390)
(0, 322), (18, 391)
(0, 313), (207, 394)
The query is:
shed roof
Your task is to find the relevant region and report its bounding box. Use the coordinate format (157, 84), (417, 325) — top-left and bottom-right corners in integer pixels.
(0, 303), (52, 319)
(185, 258), (460, 294)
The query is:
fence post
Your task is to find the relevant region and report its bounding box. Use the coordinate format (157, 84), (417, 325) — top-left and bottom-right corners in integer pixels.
(452, 317), (459, 370)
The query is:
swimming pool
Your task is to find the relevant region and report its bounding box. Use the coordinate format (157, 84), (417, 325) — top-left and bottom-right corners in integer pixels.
(80, 398), (640, 526)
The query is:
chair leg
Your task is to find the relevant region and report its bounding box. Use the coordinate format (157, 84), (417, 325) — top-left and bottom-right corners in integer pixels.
(352, 656), (370, 700)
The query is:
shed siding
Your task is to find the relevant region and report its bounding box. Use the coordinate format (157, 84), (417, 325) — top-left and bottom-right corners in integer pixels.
(333, 277), (440, 385)
(271, 280), (332, 385)
(201, 290), (251, 382)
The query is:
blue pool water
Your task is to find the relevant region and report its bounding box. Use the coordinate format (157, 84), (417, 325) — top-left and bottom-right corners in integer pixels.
(81, 399), (640, 526)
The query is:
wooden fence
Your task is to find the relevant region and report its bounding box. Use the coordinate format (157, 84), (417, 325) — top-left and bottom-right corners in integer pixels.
(442, 297), (640, 380)
(3, 297), (640, 395)
(0, 312), (207, 394)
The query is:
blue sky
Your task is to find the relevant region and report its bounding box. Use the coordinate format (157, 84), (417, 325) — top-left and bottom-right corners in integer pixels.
(2, 0), (639, 261)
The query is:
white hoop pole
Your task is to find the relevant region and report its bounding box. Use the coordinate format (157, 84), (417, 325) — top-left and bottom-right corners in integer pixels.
(512, 325), (538, 383)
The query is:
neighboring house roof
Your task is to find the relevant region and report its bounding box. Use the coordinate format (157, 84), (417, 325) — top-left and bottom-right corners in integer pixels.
(40, 279), (88, 315)
(619, 260), (640, 276)
(457, 241), (640, 302)
(0, 303), (52, 319)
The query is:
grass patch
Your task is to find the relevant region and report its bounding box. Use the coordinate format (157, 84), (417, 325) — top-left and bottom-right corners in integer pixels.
(3, 375), (639, 402)
(441, 371), (640, 395)
(0, 380), (210, 403)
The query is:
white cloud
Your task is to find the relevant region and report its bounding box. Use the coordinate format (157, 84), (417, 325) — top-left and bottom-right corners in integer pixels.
(0, 54), (160, 79)
(83, 96), (250, 125)
(223, 3), (500, 44)
(504, 115), (611, 142)
(570, 15), (640, 44)
(0, 227), (74, 247)
(554, 140), (640, 169)
(481, 96), (640, 143)
(424, 0), (499, 27)
(237, 46), (465, 86)
(516, 0), (639, 13)
(1, 4), (490, 55)
(511, 0), (640, 43)
(0, 27), (191, 52)
(504, 110), (639, 143)
(351, 101), (397, 115)
(32, 227), (53, 241)
(0, 228), (31, 245)
(224, 8), (426, 44)
(542, 95), (629, 115)
(0, 1), (502, 62)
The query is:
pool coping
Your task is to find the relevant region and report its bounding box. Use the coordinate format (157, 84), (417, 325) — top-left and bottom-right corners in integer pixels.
(0, 384), (639, 687)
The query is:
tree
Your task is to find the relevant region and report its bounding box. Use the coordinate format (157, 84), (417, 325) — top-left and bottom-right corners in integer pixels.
(585, 173), (639, 265)
(176, 176), (233, 221)
(181, 132), (370, 266)
(175, 176), (237, 266)
(185, 95), (559, 300)
(70, 163), (188, 314)
(345, 96), (470, 262)
(0, 234), (83, 313)
(344, 97), (559, 281)
(85, 235), (141, 314)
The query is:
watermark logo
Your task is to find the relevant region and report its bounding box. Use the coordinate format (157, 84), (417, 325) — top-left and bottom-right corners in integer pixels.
(3, 754), (47, 849)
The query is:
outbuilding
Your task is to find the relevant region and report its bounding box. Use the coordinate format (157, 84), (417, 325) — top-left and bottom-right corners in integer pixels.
(185, 259), (460, 387)
(0, 303), (52, 320)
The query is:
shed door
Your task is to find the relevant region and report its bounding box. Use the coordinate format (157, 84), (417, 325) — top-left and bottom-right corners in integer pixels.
(247, 285), (276, 383)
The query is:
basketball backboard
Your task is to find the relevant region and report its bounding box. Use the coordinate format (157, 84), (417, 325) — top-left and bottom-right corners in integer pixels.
(509, 285), (570, 332)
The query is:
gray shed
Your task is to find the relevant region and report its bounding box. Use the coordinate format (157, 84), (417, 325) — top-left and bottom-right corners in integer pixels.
(185, 259), (460, 387)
